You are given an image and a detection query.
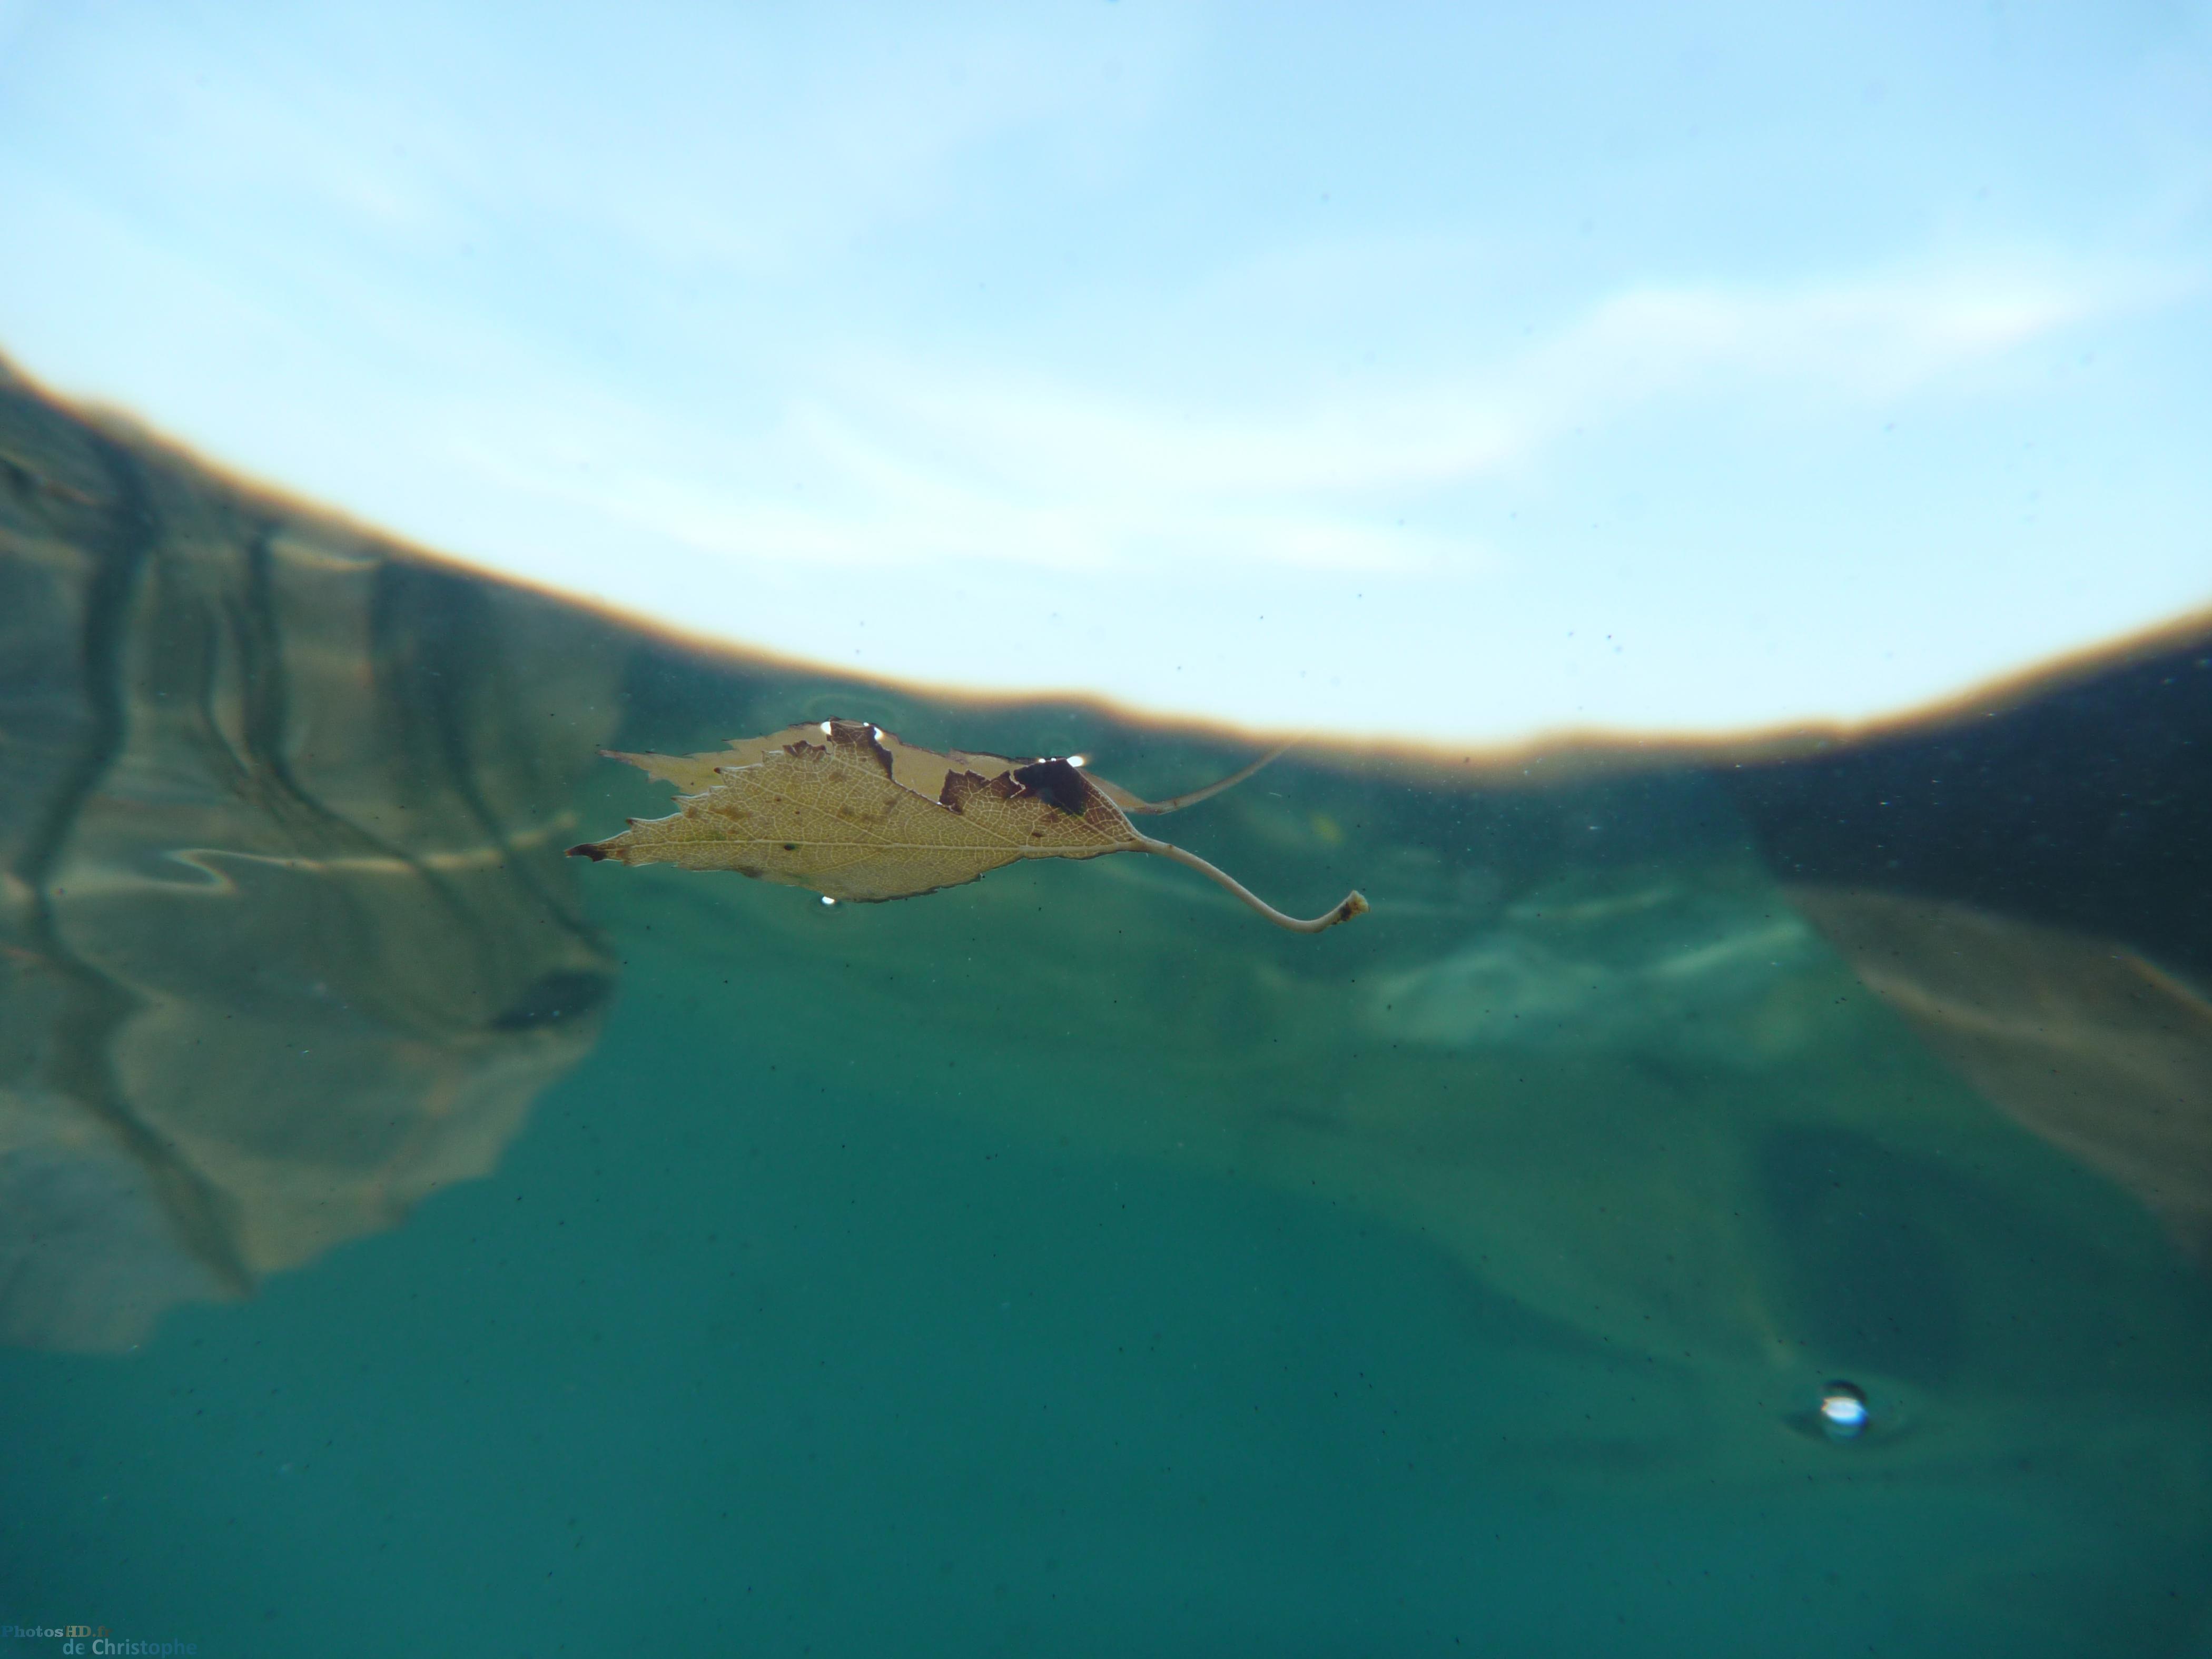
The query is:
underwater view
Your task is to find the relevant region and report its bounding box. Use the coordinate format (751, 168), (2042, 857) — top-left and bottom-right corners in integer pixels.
(5, 4), (2212, 1649)
(4, 357), (2211, 1655)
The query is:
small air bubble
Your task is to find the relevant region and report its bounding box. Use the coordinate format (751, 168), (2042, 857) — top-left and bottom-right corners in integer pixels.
(1819, 1380), (1869, 1440)
(820, 895), (836, 906)
(1066, 754), (1088, 768)
(820, 721), (833, 734)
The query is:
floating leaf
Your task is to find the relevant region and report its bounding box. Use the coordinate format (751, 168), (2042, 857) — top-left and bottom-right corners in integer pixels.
(569, 719), (1367, 933)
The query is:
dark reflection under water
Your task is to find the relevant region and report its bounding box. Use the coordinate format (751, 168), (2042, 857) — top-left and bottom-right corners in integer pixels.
(4, 357), (2211, 1655)
(0, 376), (617, 1347)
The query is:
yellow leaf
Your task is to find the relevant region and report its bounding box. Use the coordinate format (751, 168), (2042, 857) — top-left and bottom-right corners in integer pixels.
(571, 719), (1366, 932)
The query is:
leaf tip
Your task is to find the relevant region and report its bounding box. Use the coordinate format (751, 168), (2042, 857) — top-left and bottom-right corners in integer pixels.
(567, 842), (610, 862)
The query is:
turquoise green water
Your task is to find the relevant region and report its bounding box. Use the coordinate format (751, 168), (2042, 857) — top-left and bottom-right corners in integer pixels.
(4, 370), (2211, 1654)
(10, 739), (2212, 1655)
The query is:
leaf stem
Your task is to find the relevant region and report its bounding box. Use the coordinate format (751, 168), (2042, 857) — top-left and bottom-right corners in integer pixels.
(1105, 744), (1293, 815)
(1133, 833), (1368, 932)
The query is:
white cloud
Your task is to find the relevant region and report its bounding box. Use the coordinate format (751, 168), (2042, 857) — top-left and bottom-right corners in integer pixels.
(9, 4), (1181, 280)
(431, 255), (2152, 587)
(1520, 265), (2134, 408)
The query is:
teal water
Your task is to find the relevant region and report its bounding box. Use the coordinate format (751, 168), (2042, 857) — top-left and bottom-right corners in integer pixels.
(4, 366), (2212, 1655)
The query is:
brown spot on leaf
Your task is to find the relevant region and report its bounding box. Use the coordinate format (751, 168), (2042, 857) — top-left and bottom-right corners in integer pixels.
(828, 719), (898, 780)
(940, 768), (1021, 816)
(1011, 758), (1092, 817)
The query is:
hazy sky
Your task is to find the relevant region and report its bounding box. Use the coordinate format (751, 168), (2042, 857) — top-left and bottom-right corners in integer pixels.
(2, 1), (2207, 745)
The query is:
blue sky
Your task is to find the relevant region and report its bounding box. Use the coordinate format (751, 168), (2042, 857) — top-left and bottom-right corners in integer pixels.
(2, 1), (2207, 746)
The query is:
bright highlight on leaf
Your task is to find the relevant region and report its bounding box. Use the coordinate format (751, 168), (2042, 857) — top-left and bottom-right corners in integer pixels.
(567, 719), (1367, 933)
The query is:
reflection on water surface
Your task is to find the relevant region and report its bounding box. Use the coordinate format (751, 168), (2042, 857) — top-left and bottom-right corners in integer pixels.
(3, 359), (2210, 1655)
(0, 372), (617, 1346)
